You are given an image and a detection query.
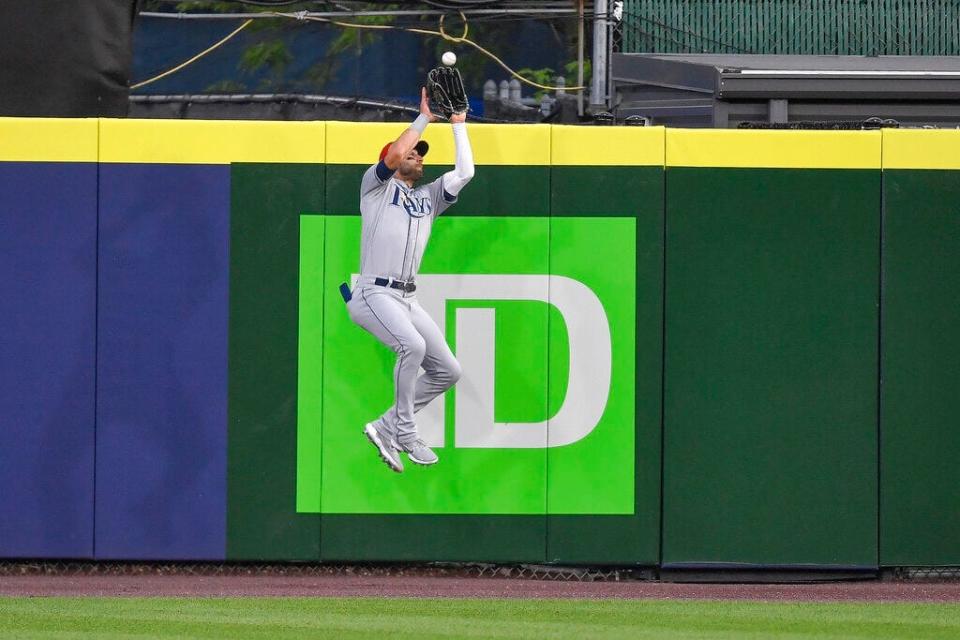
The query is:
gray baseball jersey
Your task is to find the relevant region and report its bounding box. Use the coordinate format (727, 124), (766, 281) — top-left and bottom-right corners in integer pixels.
(358, 161), (457, 282)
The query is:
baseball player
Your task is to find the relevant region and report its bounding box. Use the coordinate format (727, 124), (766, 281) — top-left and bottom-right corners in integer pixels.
(345, 87), (474, 473)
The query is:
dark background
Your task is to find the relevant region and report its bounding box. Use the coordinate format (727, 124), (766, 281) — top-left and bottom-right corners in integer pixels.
(0, 0), (137, 116)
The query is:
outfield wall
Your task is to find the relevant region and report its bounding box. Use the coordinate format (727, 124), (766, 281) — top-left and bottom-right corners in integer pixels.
(1, 118), (957, 568)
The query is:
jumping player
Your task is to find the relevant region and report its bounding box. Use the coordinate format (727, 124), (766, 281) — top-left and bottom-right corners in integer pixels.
(346, 87), (474, 473)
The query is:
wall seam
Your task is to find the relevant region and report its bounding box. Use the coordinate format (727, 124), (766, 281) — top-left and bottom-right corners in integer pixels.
(876, 132), (885, 568)
(318, 159), (327, 560)
(544, 124), (553, 564)
(658, 126), (667, 570)
(318, 125), (328, 562)
(92, 117), (101, 560)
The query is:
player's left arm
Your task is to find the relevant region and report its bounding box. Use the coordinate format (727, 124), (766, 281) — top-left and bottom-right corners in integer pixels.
(433, 112), (474, 213)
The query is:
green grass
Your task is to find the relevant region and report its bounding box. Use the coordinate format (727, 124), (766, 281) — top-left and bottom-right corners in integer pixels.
(0, 598), (958, 639)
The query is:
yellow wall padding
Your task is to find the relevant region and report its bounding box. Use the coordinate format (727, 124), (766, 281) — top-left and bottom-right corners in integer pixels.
(551, 125), (665, 166)
(667, 129), (882, 170)
(99, 119), (325, 164)
(325, 121), (550, 166)
(882, 129), (960, 170)
(0, 117), (98, 162)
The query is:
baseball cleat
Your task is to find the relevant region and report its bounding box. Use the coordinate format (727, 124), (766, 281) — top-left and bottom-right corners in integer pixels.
(364, 423), (403, 473)
(400, 438), (438, 466)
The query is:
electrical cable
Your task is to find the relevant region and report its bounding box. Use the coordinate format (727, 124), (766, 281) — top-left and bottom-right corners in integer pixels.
(131, 92), (535, 123)
(130, 19), (254, 89)
(133, 8), (588, 92)
(279, 11), (586, 90)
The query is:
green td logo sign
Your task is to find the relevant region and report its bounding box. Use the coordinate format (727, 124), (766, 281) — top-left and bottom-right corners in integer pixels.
(355, 273), (611, 450)
(298, 215), (636, 515)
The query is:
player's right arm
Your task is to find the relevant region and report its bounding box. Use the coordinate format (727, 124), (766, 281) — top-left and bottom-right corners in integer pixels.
(361, 87), (437, 197)
(382, 87), (436, 170)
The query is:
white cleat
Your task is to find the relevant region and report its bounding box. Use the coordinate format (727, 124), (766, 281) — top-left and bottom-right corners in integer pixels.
(401, 438), (439, 466)
(364, 423), (403, 473)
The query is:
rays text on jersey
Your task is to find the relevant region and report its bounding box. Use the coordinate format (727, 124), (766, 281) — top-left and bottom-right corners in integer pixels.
(390, 185), (431, 218)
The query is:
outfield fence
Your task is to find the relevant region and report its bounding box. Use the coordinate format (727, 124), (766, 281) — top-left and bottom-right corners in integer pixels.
(1, 118), (958, 570)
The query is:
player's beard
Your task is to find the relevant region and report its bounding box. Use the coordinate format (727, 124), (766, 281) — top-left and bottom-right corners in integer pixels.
(398, 159), (423, 183)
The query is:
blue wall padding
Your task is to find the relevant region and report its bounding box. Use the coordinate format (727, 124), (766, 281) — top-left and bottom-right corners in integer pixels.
(95, 164), (229, 560)
(0, 162), (97, 558)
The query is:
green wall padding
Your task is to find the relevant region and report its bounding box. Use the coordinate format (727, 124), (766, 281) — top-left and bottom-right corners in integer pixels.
(227, 163), (325, 560)
(881, 169), (960, 566)
(546, 166), (664, 565)
(662, 168), (880, 567)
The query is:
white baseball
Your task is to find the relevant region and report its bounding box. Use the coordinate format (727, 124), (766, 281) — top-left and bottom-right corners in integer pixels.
(441, 51), (457, 66)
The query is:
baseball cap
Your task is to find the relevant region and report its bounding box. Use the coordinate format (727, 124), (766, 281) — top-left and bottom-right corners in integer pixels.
(379, 140), (429, 161)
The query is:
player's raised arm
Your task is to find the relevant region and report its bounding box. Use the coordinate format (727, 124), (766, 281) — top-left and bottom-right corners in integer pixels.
(382, 87), (436, 170)
(442, 111), (475, 199)
(362, 88), (436, 194)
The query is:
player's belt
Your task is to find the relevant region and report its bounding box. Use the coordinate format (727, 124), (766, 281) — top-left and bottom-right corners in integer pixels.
(374, 277), (416, 293)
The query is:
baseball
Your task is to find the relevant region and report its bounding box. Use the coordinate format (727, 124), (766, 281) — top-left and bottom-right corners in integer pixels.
(441, 51), (457, 66)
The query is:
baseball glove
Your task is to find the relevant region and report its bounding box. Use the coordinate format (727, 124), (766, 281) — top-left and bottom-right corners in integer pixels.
(427, 66), (469, 117)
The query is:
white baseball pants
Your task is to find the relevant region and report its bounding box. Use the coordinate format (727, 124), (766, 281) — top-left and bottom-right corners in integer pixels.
(346, 285), (461, 445)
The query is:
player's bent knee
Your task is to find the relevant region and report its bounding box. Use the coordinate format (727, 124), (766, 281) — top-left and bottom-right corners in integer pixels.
(445, 358), (462, 386)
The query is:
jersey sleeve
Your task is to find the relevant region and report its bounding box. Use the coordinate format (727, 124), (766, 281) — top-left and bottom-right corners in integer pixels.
(428, 173), (459, 217)
(360, 160), (395, 197)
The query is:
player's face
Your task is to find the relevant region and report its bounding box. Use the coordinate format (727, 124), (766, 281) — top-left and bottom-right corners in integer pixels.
(398, 149), (424, 181)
